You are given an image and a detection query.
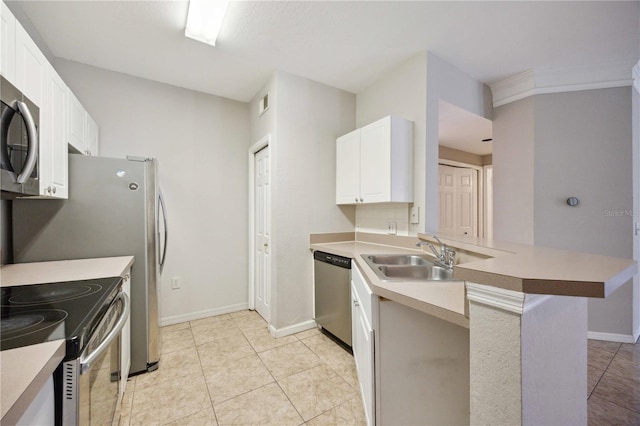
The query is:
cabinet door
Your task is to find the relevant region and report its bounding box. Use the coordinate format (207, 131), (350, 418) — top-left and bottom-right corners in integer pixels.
(336, 129), (360, 204)
(45, 66), (69, 198)
(359, 117), (391, 203)
(86, 113), (99, 156)
(67, 90), (86, 154)
(352, 286), (374, 426)
(1, 2), (16, 83)
(40, 65), (68, 198)
(15, 21), (45, 107)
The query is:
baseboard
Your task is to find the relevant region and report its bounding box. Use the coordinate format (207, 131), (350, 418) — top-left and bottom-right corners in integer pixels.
(634, 324), (640, 344)
(268, 319), (317, 338)
(587, 331), (637, 344)
(160, 302), (249, 327)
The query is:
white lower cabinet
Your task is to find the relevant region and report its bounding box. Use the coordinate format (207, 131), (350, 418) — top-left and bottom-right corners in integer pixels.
(351, 264), (375, 426)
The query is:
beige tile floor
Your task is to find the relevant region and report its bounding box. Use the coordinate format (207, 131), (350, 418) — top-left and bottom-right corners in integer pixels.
(119, 310), (366, 426)
(587, 339), (640, 425)
(119, 309), (639, 425)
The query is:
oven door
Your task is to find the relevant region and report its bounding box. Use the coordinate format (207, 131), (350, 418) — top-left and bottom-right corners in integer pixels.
(61, 292), (129, 426)
(0, 76), (39, 196)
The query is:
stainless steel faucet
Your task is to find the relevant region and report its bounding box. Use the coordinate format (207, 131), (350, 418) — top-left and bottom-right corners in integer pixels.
(416, 236), (456, 270)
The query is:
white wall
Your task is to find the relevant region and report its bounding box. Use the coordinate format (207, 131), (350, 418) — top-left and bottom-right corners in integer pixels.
(250, 71), (356, 332)
(535, 88), (634, 337)
(493, 86), (636, 338)
(424, 52), (493, 233)
(355, 53), (427, 236)
(492, 97), (535, 244)
(56, 60), (251, 324)
(353, 52), (492, 237)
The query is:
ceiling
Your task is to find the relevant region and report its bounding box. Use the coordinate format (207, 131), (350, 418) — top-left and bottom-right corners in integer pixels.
(9, 1), (639, 105)
(439, 101), (492, 156)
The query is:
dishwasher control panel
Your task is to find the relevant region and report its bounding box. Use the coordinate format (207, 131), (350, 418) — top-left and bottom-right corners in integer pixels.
(313, 251), (352, 269)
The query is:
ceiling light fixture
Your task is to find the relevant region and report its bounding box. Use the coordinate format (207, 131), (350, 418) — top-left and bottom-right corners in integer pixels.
(185, 0), (230, 47)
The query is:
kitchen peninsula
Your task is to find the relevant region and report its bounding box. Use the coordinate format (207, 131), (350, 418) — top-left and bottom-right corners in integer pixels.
(311, 232), (637, 425)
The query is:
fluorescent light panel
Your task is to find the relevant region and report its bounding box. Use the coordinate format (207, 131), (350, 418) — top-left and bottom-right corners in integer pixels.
(185, 0), (230, 46)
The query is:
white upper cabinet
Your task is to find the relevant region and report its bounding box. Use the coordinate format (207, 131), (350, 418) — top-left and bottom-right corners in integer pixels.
(67, 90), (99, 156)
(67, 90), (85, 153)
(336, 128), (361, 204)
(4, 6), (67, 198)
(86, 113), (99, 156)
(39, 64), (68, 198)
(15, 20), (46, 108)
(1, 1), (16, 83)
(336, 116), (413, 205)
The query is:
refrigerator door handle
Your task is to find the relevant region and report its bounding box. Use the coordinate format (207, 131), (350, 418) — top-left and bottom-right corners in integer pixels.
(158, 189), (168, 273)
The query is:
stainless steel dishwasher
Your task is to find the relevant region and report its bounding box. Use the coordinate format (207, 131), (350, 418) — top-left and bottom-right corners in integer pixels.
(313, 251), (352, 346)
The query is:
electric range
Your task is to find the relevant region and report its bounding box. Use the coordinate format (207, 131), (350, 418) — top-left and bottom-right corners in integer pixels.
(0, 276), (123, 359)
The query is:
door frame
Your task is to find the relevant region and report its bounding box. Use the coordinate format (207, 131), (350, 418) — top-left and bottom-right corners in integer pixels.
(438, 159), (485, 238)
(632, 60), (639, 342)
(248, 135), (271, 313)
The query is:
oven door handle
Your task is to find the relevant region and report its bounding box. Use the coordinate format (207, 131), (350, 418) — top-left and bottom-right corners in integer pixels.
(79, 292), (129, 374)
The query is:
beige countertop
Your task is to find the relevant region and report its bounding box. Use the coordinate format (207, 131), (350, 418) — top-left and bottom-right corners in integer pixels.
(310, 231), (637, 328)
(0, 256), (134, 424)
(418, 233), (638, 298)
(1, 340), (65, 424)
(1, 256), (135, 287)
(310, 239), (469, 328)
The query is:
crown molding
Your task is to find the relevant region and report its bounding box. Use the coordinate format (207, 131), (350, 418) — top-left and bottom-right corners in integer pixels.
(466, 282), (525, 314)
(491, 59), (637, 107)
(466, 282), (553, 315)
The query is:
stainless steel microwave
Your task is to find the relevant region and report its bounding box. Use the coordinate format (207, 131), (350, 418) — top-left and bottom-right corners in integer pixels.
(1, 75), (40, 197)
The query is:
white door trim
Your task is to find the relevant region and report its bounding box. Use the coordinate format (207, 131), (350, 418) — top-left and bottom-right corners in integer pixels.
(248, 135), (271, 312)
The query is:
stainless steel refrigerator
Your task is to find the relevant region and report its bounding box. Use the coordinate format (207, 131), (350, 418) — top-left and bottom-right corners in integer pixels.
(13, 154), (167, 375)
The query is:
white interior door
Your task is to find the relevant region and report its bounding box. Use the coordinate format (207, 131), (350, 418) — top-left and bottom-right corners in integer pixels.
(439, 164), (478, 237)
(439, 165), (456, 234)
(254, 146), (271, 322)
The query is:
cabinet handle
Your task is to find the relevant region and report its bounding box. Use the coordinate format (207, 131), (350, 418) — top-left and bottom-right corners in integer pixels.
(355, 197), (358, 203)
(52, 187), (56, 194)
(359, 198), (363, 202)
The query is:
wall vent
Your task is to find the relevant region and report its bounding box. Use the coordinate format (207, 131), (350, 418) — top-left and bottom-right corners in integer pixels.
(259, 92), (269, 116)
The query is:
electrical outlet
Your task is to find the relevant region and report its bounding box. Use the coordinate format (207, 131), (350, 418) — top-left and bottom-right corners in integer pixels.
(387, 221), (397, 235)
(171, 277), (181, 290)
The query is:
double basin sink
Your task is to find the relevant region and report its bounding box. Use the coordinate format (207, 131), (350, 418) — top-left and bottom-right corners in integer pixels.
(361, 253), (454, 282)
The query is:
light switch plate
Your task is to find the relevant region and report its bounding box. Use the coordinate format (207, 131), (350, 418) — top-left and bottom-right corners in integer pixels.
(410, 206), (420, 224)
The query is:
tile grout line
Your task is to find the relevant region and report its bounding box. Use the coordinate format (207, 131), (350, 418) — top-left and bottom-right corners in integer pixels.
(588, 343), (623, 400)
(191, 322), (222, 426)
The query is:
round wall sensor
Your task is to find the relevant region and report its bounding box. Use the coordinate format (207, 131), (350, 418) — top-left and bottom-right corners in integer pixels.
(566, 197), (579, 207)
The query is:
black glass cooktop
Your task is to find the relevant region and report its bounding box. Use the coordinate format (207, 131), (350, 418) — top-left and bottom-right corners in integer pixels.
(0, 277), (122, 359)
